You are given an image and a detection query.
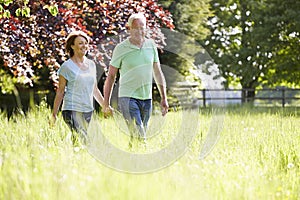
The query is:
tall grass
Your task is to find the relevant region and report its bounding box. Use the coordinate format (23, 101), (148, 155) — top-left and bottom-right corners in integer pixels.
(0, 103), (299, 200)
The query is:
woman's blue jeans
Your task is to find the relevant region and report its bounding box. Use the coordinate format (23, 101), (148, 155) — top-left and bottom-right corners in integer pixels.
(62, 110), (92, 144)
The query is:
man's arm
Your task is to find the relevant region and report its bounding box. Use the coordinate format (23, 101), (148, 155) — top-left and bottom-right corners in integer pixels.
(153, 62), (169, 116)
(93, 83), (104, 107)
(103, 65), (119, 114)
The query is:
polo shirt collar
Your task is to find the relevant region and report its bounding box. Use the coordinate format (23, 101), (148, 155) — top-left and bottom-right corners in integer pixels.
(125, 38), (144, 49)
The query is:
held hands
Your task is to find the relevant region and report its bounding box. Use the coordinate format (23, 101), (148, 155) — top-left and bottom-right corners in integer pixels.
(103, 104), (114, 118)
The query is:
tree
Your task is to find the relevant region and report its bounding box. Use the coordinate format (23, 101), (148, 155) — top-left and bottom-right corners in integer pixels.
(158, 0), (212, 82)
(263, 0), (300, 87)
(0, 0), (174, 94)
(205, 0), (300, 102)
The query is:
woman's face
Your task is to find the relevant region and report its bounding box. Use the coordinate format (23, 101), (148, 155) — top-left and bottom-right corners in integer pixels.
(71, 36), (88, 56)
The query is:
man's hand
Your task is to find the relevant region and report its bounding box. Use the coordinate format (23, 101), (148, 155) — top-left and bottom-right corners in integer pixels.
(161, 99), (169, 116)
(49, 113), (57, 127)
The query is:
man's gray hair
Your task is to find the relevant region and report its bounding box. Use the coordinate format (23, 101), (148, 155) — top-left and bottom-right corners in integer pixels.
(127, 13), (146, 28)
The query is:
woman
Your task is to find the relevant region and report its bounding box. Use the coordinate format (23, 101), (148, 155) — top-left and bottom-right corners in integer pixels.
(52, 30), (111, 145)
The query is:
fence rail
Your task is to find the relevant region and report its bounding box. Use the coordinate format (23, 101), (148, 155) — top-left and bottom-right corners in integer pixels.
(202, 88), (300, 107)
(171, 87), (300, 108)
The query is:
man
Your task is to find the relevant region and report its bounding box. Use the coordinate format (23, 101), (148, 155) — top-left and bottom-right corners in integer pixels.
(103, 13), (169, 141)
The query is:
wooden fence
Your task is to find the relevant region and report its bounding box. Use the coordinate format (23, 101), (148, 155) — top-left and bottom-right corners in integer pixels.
(0, 87), (299, 118)
(170, 87), (300, 108)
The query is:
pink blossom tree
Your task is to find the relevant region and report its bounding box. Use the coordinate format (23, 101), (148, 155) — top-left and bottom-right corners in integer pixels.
(0, 0), (174, 93)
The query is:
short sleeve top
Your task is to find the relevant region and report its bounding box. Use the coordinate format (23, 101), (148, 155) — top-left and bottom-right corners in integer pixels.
(58, 57), (96, 112)
(110, 38), (159, 100)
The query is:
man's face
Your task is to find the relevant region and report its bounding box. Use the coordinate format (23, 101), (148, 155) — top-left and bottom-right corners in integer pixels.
(129, 19), (146, 40)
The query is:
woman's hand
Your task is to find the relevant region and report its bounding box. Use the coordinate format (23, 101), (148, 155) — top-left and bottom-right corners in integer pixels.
(103, 104), (114, 118)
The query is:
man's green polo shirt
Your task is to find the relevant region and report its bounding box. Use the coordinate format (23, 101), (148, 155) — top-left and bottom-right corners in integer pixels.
(110, 38), (159, 100)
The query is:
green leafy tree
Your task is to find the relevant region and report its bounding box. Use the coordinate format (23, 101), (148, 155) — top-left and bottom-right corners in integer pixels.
(205, 0), (300, 102)
(158, 0), (212, 82)
(263, 0), (300, 87)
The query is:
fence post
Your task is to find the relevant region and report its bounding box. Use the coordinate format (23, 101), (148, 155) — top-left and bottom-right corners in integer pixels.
(203, 89), (206, 107)
(282, 87), (286, 107)
(241, 88), (246, 104)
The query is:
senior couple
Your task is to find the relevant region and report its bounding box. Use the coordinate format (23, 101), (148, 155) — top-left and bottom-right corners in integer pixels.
(52, 13), (169, 145)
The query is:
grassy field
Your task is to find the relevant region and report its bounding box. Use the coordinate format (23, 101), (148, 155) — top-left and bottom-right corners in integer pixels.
(0, 103), (299, 200)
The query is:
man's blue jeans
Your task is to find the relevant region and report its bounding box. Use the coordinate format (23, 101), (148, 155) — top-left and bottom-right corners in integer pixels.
(118, 97), (152, 139)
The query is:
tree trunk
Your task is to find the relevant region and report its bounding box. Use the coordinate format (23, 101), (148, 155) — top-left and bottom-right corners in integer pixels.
(241, 88), (256, 104)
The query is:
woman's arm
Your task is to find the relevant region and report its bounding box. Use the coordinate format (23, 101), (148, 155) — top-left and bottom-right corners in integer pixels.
(52, 75), (67, 122)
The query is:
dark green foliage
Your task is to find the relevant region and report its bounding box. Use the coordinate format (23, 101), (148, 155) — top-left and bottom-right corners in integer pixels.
(205, 0), (300, 93)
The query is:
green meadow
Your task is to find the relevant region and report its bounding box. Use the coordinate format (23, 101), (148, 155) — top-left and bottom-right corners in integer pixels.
(0, 103), (299, 200)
